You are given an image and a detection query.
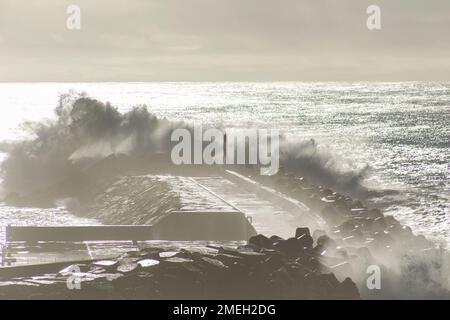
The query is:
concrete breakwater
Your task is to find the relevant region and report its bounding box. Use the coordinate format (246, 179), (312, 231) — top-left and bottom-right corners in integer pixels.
(1, 162), (449, 299)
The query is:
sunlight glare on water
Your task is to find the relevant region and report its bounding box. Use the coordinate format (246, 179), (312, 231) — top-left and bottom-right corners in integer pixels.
(0, 82), (448, 244)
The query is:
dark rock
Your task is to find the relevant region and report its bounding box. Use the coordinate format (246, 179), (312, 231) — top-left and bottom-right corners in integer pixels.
(273, 238), (304, 257)
(336, 277), (360, 299)
(201, 257), (227, 270)
(317, 235), (337, 248)
(264, 254), (285, 271)
(214, 253), (243, 266)
(249, 234), (273, 249)
(319, 273), (340, 290)
(295, 227), (310, 238)
(320, 188), (334, 197)
(237, 251), (266, 262)
(297, 233), (314, 250)
(307, 256), (321, 272)
(327, 261), (353, 281)
(270, 235), (284, 242)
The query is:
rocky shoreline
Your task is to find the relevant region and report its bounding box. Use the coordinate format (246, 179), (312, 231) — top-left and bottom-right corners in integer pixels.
(0, 228), (359, 300)
(246, 168), (450, 299)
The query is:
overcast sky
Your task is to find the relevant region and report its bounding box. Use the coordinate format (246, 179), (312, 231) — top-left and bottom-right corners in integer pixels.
(0, 0), (449, 81)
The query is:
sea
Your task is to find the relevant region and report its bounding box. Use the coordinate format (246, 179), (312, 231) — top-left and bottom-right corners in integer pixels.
(0, 82), (448, 245)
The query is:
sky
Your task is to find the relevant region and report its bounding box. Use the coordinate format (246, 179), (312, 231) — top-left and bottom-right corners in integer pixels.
(0, 0), (449, 81)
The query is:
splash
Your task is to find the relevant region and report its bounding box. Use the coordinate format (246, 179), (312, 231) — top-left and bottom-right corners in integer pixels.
(279, 137), (371, 198)
(0, 92), (178, 196)
(1, 92), (373, 201)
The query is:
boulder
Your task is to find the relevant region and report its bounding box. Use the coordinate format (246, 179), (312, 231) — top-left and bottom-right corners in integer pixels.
(273, 238), (304, 257)
(270, 235), (284, 242)
(297, 233), (314, 250)
(317, 235), (338, 248)
(295, 227), (311, 238)
(336, 277), (360, 299)
(249, 234), (273, 249)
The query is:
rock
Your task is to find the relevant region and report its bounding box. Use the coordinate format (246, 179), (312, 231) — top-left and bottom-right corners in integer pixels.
(201, 257), (227, 270)
(327, 261), (353, 281)
(320, 188), (334, 197)
(317, 235), (337, 248)
(295, 227), (311, 238)
(137, 259), (160, 268)
(297, 234), (313, 250)
(273, 238), (303, 257)
(163, 257), (194, 264)
(117, 262), (140, 273)
(218, 246), (242, 256)
(319, 273), (340, 290)
(237, 251), (266, 262)
(271, 266), (294, 288)
(270, 235), (284, 242)
(249, 234), (273, 249)
(137, 250), (161, 260)
(214, 253), (242, 266)
(264, 254), (285, 271)
(336, 277), (360, 299)
(237, 245), (260, 253)
(93, 260), (118, 268)
(159, 251), (179, 258)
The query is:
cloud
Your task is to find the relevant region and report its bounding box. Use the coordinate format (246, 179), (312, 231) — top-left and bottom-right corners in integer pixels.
(0, 0), (449, 81)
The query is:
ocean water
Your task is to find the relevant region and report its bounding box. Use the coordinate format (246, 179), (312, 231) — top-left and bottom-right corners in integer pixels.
(0, 82), (448, 244)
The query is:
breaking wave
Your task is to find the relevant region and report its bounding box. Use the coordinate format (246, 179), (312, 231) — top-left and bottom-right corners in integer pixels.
(0, 92), (374, 201)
